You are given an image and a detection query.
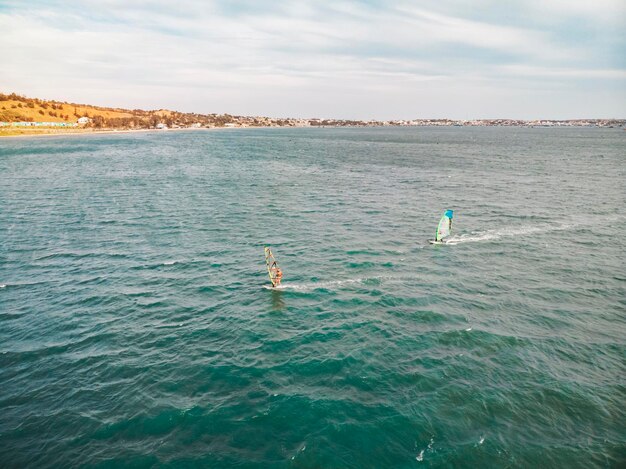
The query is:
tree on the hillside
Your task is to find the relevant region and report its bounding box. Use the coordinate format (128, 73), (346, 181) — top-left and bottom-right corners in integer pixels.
(0, 109), (26, 122)
(92, 115), (105, 128)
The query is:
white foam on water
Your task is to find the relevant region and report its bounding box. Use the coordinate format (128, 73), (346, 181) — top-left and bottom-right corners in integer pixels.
(262, 274), (423, 292)
(415, 437), (434, 462)
(0, 284), (6, 288)
(445, 213), (626, 245)
(465, 327), (472, 331)
(479, 436), (485, 445)
(291, 444), (307, 460)
(445, 222), (576, 245)
(163, 260), (177, 265)
(264, 277), (382, 291)
(446, 226), (540, 244)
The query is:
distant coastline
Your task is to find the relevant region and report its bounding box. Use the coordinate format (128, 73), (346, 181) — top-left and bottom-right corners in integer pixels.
(0, 126), (237, 139)
(2, 92), (625, 137)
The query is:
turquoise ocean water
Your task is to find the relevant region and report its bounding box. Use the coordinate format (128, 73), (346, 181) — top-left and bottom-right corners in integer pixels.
(1, 127), (625, 467)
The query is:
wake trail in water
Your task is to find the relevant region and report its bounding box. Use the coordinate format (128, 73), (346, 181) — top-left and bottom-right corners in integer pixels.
(444, 214), (625, 245)
(264, 277), (375, 291)
(262, 274), (422, 291)
(445, 225), (545, 244)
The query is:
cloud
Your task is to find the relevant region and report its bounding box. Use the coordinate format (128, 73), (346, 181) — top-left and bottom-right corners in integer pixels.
(522, 0), (625, 22)
(0, 0), (624, 118)
(498, 65), (626, 80)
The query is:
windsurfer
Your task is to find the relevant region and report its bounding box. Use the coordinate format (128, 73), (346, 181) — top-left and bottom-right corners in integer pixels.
(271, 261), (283, 286)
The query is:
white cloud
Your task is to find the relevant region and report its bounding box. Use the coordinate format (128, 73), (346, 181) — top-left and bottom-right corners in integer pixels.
(0, 1), (624, 118)
(522, 0), (625, 23)
(498, 65), (626, 79)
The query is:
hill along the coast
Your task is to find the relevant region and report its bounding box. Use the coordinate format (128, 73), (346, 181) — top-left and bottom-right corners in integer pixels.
(1, 92), (624, 137)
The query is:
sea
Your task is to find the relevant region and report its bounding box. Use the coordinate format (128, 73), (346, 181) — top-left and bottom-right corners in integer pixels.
(1, 127), (624, 468)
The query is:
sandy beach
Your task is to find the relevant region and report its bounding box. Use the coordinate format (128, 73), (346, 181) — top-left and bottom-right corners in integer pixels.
(0, 126), (231, 139)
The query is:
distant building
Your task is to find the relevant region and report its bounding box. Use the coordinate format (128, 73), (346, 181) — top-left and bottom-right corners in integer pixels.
(156, 123), (168, 129)
(77, 117), (90, 124)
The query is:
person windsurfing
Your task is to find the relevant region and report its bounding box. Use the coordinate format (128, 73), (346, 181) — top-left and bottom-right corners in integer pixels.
(429, 209), (454, 244)
(271, 261), (283, 287)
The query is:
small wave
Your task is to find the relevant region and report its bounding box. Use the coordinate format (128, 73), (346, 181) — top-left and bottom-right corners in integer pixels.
(291, 444), (307, 460)
(155, 322), (184, 328)
(162, 260), (178, 265)
(415, 437), (434, 462)
(0, 284), (6, 288)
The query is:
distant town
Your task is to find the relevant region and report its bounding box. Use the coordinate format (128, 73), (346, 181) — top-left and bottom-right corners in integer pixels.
(1, 92), (624, 136)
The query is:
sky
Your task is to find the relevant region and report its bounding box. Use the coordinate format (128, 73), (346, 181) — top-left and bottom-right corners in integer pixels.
(1, 0), (625, 120)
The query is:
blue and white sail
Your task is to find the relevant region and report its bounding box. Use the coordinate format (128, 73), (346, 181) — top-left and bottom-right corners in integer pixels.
(435, 210), (454, 242)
